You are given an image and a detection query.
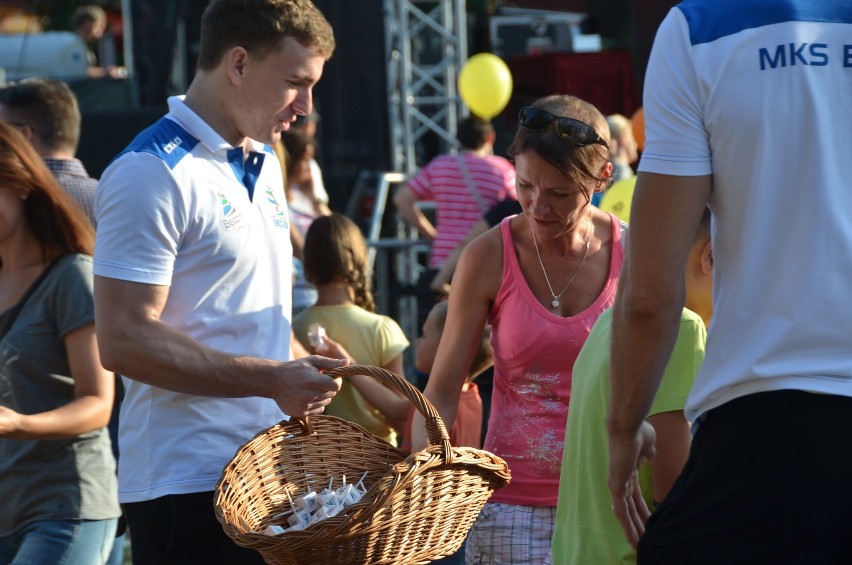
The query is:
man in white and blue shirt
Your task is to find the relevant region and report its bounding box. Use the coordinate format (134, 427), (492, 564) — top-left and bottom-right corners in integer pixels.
(607, 1), (852, 562)
(93, 1), (346, 563)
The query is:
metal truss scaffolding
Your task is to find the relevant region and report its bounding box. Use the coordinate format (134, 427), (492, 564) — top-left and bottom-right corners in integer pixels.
(377, 0), (468, 361)
(384, 0), (468, 177)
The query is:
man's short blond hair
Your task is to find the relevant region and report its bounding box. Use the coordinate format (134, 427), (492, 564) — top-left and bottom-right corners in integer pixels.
(197, 0), (335, 70)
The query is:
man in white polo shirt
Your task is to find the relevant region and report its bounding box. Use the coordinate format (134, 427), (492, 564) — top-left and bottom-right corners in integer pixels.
(93, 1), (345, 563)
(607, 1), (852, 562)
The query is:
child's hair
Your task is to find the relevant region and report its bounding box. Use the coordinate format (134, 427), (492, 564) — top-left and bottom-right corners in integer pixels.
(303, 213), (376, 312)
(280, 129), (315, 183)
(428, 301), (493, 381)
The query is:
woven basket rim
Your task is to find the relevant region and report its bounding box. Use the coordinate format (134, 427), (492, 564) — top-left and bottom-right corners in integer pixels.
(214, 365), (512, 563)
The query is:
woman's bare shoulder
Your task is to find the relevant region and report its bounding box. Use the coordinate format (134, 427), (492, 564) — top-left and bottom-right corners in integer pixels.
(461, 222), (504, 265)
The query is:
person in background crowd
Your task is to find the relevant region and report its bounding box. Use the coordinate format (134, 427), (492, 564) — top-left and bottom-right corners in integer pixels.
(548, 208), (712, 565)
(278, 129), (330, 315)
(92, 1), (346, 563)
(0, 120), (120, 565)
(291, 109), (330, 209)
(295, 213), (409, 445)
(0, 77), (96, 223)
(393, 115), (516, 336)
(70, 5), (124, 79)
(412, 94), (624, 564)
(598, 112), (645, 224)
(607, 2), (852, 563)
(0, 73), (128, 565)
(591, 113), (638, 208)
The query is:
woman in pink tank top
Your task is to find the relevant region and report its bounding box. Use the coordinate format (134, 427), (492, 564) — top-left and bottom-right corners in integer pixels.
(412, 95), (626, 564)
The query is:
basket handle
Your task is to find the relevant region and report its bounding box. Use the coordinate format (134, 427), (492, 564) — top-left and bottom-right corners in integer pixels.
(311, 365), (455, 462)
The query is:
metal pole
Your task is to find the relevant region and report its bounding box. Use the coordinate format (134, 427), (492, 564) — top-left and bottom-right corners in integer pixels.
(121, 0), (139, 108)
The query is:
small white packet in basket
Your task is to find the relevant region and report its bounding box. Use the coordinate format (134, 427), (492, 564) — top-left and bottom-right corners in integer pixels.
(294, 491), (318, 511)
(263, 524), (285, 536)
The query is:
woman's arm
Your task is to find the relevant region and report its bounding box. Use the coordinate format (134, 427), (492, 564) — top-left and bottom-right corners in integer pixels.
(0, 323), (114, 439)
(410, 230), (502, 452)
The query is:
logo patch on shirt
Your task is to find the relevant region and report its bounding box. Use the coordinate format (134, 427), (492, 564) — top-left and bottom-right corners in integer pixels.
(219, 192), (244, 230)
(162, 136), (183, 154)
(265, 186), (290, 229)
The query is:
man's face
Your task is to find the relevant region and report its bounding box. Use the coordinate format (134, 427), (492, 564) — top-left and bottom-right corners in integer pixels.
(232, 37), (326, 146)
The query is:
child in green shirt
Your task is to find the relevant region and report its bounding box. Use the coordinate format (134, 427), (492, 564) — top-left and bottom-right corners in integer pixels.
(549, 208), (712, 565)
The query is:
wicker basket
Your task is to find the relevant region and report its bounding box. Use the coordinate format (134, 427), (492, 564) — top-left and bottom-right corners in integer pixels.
(214, 365), (511, 565)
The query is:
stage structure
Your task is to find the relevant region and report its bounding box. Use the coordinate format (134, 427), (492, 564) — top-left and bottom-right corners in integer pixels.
(372, 0), (468, 355)
(383, 0), (468, 177)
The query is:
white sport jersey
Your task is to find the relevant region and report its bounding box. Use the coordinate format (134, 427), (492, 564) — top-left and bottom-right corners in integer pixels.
(95, 97), (291, 502)
(639, 1), (852, 421)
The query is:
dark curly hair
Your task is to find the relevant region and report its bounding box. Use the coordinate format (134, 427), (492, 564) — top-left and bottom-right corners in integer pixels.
(303, 213), (375, 312)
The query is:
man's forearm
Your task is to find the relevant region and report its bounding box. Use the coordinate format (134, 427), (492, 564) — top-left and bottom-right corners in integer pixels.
(98, 315), (280, 399)
(608, 288), (683, 436)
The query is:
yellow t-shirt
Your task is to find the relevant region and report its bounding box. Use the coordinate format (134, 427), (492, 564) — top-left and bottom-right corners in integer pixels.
(293, 304), (410, 445)
(599, 176), (637, 224)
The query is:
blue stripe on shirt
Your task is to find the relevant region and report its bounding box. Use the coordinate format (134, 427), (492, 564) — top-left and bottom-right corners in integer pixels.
(678, 0), (852, 45)
(117, 117), (199, 170)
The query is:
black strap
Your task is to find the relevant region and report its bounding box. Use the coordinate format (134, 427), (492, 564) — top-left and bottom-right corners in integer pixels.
(0, 257), (61, 340)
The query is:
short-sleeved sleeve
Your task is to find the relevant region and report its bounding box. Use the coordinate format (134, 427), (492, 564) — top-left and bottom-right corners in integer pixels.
(375, 315), (410, 367)
(49, 254), (96, 338)
(94, 153), (187, 285)
(638, 9), (713, 177)
(405, 162), (435, 201)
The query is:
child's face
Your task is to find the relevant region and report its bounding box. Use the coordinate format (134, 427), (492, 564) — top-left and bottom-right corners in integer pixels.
(414, 310), (442, 374)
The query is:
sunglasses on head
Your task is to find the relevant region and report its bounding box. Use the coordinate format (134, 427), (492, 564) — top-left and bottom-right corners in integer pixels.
(518, 106), (608, 148)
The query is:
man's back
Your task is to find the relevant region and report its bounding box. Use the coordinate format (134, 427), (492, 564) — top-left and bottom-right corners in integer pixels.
(44, 157), (97, 224)
(640, 0), (852, 419)
(407, 152), (516, 268)
(607, 3), (852, 561)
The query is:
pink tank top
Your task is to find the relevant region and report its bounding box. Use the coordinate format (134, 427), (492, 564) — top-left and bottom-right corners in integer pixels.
(485, 214), (624, 506)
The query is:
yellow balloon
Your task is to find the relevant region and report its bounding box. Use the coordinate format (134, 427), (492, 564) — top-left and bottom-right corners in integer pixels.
(458, 53), (513, 120)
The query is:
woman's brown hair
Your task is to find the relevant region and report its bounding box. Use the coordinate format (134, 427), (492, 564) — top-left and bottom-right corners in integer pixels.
(0, 120), (94, 261)
(507, 94), (611, 191)
(303, 213), (375, 312)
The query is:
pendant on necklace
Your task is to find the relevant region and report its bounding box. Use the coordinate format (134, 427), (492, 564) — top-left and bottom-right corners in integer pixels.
(551, 298), (560, 308)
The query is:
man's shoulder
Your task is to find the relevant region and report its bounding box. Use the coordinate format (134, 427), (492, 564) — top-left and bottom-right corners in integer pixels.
(674, 0), (852, 45)
(116, 116), (202, 171)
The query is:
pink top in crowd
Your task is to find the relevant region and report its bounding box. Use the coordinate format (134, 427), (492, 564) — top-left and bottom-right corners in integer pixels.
(407, 152), (516, 268)
(485, 214), (624, 506)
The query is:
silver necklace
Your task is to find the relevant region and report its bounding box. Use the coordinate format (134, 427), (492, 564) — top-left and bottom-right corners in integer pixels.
(531, 221), (591, 309)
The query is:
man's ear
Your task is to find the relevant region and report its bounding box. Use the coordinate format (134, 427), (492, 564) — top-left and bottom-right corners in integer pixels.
(19, 124), (35, 144)
(700, 240), (713, 274)
(595, 161), (614, 191)
(225, 46), (249, 85)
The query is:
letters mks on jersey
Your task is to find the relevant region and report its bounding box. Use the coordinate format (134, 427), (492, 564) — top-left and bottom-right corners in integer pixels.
(759, 44), (852, 69)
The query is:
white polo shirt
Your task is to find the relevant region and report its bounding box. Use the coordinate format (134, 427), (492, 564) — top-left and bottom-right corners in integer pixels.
(95, 96), (291, 502)
(640, 2), (852, 421)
